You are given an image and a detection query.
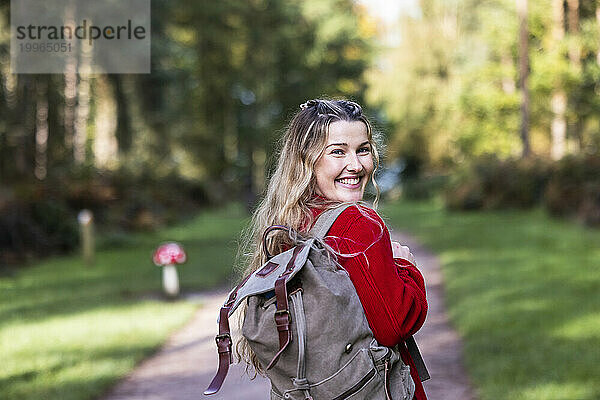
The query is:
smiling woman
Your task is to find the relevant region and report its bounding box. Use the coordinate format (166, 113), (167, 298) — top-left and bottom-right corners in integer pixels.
(229, 99), (428, 400)
(314, 120), (374, 203)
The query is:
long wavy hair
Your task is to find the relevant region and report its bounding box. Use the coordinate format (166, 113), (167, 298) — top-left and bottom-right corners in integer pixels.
(235, 98), (382, 375)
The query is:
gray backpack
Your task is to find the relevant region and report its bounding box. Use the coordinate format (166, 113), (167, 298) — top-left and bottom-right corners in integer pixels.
(205, 205), (426, 399)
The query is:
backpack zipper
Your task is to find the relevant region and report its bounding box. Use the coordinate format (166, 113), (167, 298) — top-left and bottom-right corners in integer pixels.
(331, 368), (376, 400)
(384, 358), (392, 400)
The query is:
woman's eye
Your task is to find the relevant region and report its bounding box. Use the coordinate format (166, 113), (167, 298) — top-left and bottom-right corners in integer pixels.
(358, 147), (371, 154)
(331, 149), (344, 155)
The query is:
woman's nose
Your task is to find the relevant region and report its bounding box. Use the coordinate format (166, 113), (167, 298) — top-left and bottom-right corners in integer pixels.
(346, 154), (363, 172)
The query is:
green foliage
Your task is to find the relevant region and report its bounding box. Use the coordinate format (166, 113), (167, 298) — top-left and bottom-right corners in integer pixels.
(0, 0), (374, 202)
(152, 0), (374, 199)
(402, 174), (449, 200)
(0, 193), (79, 266)
(1, 0), (375, 265)
(442, 154), (600, 228)
(367, 0), (523, 167)
(0, 205), (247, 400)
(0, 171), (209, 268)
(366, 0), (600, 229)
(101, 169), (209, 230)
(367, 0), (600, 170)
(30, 200), (80, 251)
(455, 81), (521, 158)
(383, 199), (600, 400)
(444, 156), (551, 210)
(544, 154), (600, 226)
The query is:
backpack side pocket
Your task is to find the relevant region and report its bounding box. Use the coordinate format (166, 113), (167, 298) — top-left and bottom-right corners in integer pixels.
(369, 341), (415, 400)
(282, 348), (383, 400)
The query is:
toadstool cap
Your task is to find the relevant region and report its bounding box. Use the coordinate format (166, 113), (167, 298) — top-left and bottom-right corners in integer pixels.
(153, 242), (187, 266)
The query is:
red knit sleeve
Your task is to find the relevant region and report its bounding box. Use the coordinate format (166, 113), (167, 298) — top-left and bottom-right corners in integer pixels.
(324, 205), (428, 347)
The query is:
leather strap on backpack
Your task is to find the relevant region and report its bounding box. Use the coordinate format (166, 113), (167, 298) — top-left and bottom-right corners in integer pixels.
(266, 244), (305, 370)
(406, 336), (430, 382)
(204, 273), (252, 395)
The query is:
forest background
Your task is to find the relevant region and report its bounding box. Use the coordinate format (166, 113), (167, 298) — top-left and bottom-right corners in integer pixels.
(1, 0), (599, 266)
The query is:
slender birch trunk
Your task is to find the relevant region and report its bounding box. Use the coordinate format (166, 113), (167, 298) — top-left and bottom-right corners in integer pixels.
(517, 0), (530, 157)
(550, 0), (566, 160)
(93, 76), (118, 168)
(35, 78), (49, 180)
(567, 0), (580, 68)
(566, 0), (581, 152)
(73, 46), (92, 165)
(597, 2), (600, 65)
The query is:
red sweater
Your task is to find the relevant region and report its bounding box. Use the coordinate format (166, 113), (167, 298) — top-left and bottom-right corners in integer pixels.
(311, 204), (428, 400)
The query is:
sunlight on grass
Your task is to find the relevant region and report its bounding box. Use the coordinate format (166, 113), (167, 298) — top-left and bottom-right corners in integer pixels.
(2, 301), (194, 400)
(0, 204), (248, 400)
(519, 383), (595, 400)
(553, 312), (600, 340)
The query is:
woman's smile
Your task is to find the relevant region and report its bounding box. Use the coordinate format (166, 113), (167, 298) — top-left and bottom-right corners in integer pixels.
(336, 176), (361, 186)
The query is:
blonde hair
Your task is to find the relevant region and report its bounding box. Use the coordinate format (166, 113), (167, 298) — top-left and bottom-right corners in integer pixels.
(235, 99), (382, 375)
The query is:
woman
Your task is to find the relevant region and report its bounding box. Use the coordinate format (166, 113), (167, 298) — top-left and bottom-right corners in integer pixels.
(236, 99), (428, 399)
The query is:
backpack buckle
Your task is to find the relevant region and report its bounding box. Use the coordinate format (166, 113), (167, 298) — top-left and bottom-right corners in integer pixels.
(274, 309), (290, 318)
(274, 309), (291, 327)
(215, 333), (231, 342)
(215, 333), (232, 353)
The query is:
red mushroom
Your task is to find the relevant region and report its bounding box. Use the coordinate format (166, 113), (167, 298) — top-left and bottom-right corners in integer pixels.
(153, 242), (187, 298)
(153, 242), (187, 266)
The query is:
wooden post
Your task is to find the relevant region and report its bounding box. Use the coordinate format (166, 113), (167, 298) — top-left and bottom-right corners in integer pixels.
(78, 209), (95, 266)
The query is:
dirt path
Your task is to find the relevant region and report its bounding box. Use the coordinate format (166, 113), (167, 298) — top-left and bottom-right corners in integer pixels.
(101, 232), (477, 400)
(391, 231), (478, 400)
(100, 289), (270, 400)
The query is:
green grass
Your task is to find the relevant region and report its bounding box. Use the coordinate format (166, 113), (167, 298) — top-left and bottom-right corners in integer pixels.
(382, 199), (600, 400)
(0, 204), (248, 400)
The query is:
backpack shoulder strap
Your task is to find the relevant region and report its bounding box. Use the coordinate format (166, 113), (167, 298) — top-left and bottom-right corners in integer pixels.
(204, 273), (253, 396)
(406, 336), (431, 382)
(309, 203), (354, 239)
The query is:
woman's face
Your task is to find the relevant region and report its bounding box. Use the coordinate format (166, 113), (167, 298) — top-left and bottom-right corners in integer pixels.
(314, 120), (374, 203)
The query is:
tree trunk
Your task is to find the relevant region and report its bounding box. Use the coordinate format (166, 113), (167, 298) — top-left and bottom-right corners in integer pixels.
(93, 76), (118, 168)
(15, 76), (36, 178)
(73, 50), (92, 165)
(110, 75), (133, 155)
(566, 0), (581, 152)
(35, 77), (49, 180)
(517, 0), (530, 157)
(1, 65), (18, 180)
(64, 69), (77, 157)
(566, 0), (580, 67)
(550, 0), (566, 160)
(62, 3), (77, 160)
(551, 91), (567, 160)
(597, 1), (600, 65)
